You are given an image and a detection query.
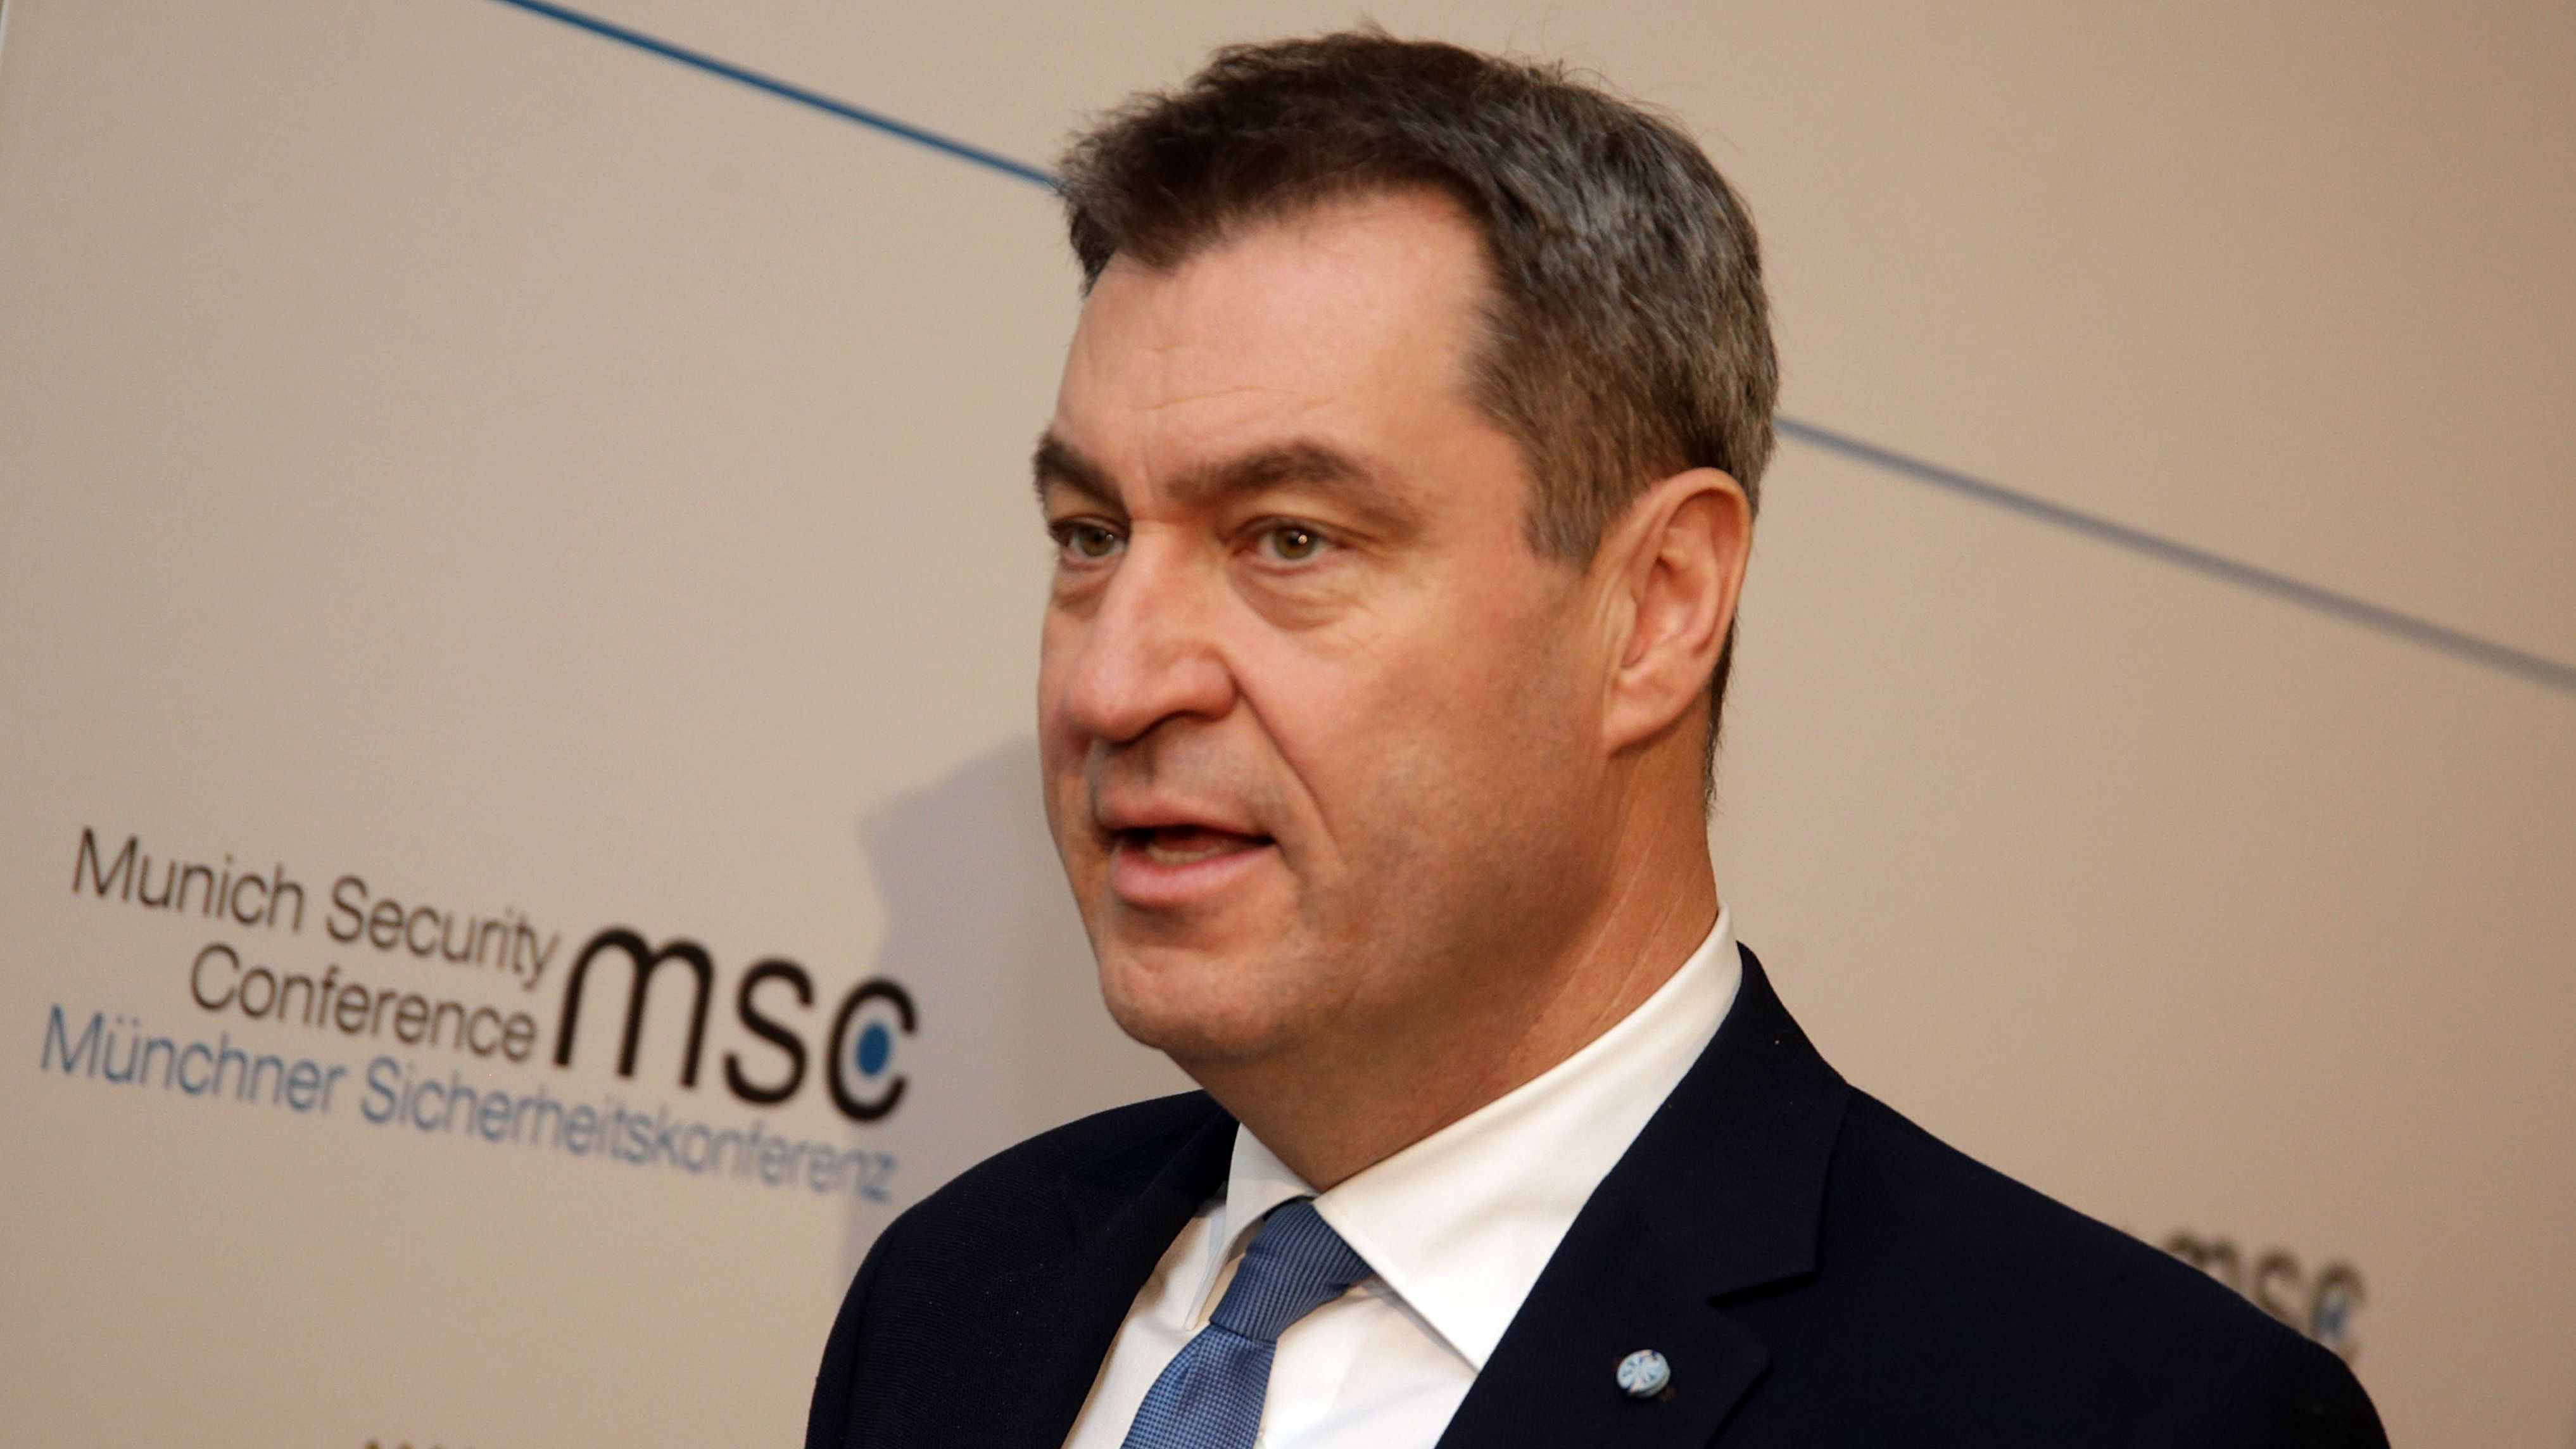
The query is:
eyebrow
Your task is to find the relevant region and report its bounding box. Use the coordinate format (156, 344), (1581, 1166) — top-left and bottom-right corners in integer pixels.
(1032, 433), (1118, 507)
(1032, 431), (1417, 532)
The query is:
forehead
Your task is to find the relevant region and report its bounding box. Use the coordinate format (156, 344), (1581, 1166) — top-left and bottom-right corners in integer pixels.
(1051, 189), (1498, 486)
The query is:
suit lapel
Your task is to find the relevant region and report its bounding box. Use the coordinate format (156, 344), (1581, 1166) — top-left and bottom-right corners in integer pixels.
(1435, 948), (1850, 1447)
(957, 1101), (1238, 1448)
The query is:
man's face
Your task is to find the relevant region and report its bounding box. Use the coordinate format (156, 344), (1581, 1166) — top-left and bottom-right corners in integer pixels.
(1037, 189), (1617, 1077)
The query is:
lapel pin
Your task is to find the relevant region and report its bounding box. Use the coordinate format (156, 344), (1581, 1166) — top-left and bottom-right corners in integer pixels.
(1615, 1348), (1672, 1400)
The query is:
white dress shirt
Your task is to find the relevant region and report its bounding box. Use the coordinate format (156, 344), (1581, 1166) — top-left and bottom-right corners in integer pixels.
(1062, 908), (1741, 1449)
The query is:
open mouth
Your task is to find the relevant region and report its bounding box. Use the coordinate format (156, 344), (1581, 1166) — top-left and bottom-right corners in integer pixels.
(1118, 825), (1275, 866)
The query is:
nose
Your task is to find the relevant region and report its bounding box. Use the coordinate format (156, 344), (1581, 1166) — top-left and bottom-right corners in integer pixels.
(1046, 529), (1239, 748)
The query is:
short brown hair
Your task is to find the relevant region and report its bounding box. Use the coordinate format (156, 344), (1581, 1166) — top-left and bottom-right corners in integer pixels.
(1058, 30), (1778, 767)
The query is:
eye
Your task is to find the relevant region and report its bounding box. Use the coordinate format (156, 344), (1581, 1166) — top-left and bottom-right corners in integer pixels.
(1255, 522), (1330, 564)
(1052, 520), (1125, 564)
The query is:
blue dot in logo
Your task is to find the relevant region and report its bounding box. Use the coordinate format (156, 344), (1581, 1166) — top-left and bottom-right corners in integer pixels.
(854, 1020), (894, 1078)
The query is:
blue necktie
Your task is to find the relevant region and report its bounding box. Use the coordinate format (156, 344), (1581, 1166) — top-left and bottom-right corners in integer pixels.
(1121, 1198), (1373, 1449)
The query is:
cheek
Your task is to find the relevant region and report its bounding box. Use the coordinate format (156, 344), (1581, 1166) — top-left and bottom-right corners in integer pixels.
(1035, 628), (1094, 799)
(1378, 587), (1579, 753)
(1034, 669), (1094, 863)
(1035, 615), (1076, 738)
(1254, 604), (1569, 856)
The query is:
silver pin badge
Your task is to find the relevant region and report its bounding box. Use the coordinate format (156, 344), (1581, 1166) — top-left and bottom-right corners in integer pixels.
(1615, 1348), (1671, 1400)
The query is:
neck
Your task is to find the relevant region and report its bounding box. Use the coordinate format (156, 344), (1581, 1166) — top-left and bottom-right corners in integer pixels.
(1192, 781), (1720, 1189)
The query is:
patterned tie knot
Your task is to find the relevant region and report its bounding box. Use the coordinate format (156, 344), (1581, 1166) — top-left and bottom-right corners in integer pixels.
(1208, 1198), (1372, 1345)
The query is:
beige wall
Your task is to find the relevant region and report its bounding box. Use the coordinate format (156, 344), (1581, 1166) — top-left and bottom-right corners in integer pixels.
(3, 1), (2569, 1444)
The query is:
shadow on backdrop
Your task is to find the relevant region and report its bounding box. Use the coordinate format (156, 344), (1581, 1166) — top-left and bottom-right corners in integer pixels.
(842, 737), (1186, 1276)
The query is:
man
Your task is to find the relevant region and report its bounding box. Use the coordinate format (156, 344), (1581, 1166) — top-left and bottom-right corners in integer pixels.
(809, 32), (2385, 1448)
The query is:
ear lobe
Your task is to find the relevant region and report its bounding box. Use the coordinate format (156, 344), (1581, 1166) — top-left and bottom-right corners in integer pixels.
(1603, 468), (1751, 755)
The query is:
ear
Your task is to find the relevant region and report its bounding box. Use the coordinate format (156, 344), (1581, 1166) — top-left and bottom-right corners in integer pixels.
(1596, 467), (1752, 756)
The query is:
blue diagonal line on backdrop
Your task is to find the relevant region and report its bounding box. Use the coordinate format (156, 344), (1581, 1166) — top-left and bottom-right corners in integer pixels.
(477, 0), (2576, 700)
(1776, 419), (2576, 695)
(478, 0), (1059, 189)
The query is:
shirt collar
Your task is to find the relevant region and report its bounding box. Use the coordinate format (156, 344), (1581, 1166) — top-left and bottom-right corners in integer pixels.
(1211, 907), (1741, 1369)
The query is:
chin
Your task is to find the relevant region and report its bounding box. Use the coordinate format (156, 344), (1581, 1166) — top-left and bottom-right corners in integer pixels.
(1095, 940), (1308, 1067)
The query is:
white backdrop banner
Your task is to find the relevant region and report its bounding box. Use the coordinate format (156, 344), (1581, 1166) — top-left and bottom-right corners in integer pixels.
(4, 1), (2571, 1445)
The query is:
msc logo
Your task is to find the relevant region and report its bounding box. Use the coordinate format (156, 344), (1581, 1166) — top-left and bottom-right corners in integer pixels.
(552, 927), (916, 1123)
(2163, 1231), (2365, 1361)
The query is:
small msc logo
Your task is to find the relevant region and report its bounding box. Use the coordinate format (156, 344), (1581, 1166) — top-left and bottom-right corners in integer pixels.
(2162, 1231), (2365, 1362)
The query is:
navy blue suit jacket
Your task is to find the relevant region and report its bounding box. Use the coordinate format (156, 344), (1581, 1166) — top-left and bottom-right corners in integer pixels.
(807, 948), (2386, 1446)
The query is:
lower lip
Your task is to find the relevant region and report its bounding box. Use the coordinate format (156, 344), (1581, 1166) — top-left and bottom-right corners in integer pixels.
(1106, 835), (1276, 910)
